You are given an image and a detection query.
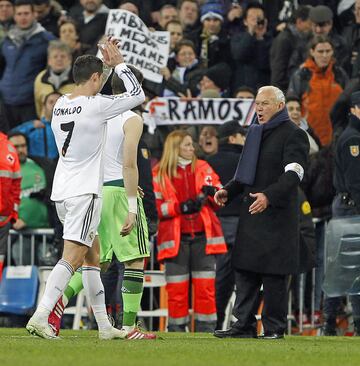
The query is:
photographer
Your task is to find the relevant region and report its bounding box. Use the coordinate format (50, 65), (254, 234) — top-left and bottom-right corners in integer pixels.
(152, 130), (227, 332)
(230, 1), (272, 91)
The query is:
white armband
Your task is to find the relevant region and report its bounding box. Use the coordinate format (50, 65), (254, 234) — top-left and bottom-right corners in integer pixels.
(128, 196), (137, 214)
(285, 163), (304, 181)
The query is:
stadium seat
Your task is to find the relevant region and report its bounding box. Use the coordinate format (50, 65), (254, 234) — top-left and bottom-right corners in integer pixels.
(0, 266), (39, 315)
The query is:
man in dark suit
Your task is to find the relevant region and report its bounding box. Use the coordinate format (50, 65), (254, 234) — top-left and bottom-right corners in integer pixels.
(214, 86), (309, 339)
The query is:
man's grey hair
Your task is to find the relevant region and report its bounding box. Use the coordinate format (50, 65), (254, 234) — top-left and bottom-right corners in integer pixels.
(257, 86), (285, 103)
(47, 40), (72, 57)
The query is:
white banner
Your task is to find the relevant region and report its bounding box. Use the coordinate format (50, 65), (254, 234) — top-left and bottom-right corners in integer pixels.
(143, 97), (255, 133)
(104, 9), (170, 83)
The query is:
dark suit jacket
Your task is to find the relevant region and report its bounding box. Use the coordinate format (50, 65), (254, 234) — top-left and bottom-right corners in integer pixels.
(225, 119), (309, 275)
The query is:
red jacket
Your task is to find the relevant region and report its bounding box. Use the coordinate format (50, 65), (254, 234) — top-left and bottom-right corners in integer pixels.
(0, 132), (21, 227)
(153, 159), (227, 261)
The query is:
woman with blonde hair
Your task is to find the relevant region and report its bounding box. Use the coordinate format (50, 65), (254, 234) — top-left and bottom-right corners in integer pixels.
(152, 130), (227, 332)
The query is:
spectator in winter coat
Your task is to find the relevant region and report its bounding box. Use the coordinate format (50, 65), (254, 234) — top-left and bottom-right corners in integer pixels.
(58, 20), (90, 62)
(11, 91), (60, 160)
(33, 0), (61, 37)
(230, 2), (272, 91)
(178, 0), (200, 38)
(309, 5), (350, 72)
(0, 0), (14, 45)
(69, 0), (108, 53)
(342, 0), (360, 77)
(0, 0), (56, 128)
(34, 40), (74, 118)
(270, 5), (312, 91)
(288, 35), (348, 146)
(286, 95), (320, 155)
(157, 4), (178, 30)
(187, 1), (231, 69)
(160, 39), (204, 97)
(199, 62), (232, 97)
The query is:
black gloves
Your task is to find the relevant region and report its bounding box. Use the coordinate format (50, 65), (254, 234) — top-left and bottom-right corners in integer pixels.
(30, 189), (46, 201)
(180, 199), (202, 214)
(201, 185), (217, 197)
(147, 218), (159, 237)
(180, 186), (217, 214)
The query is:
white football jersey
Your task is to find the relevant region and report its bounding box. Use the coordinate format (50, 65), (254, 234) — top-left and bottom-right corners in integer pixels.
(50, 63), (145, 201)
(103, 110), (138, 182)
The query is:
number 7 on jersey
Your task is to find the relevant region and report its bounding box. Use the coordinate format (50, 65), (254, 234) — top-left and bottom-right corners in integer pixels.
(61, 121), (75, 157)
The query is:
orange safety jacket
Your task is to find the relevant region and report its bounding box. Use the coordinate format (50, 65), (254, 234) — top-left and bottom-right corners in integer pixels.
(0, 132), (21, 227)
(153, 159), (227, 261)
(301, 58), (344, 146)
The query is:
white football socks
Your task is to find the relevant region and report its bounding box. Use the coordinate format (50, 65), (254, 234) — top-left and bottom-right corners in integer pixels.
(82, 266), (112, 332)
(37, 259), (74, 314)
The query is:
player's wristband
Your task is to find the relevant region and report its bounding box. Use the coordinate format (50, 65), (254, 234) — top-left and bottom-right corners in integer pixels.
(128, 196), (137, 214)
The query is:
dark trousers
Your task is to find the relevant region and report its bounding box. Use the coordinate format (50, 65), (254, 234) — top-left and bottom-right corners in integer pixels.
(100, 256), (125, 328)
(0, 223), (11, 281)
(232, 269), (288, 335)
(0, 222), (11, 257)
(216, 216), (238, 329)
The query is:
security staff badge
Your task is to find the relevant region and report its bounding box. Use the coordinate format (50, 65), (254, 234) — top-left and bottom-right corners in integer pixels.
(350, 145), (359, 157)
(141, 148), (149, 159)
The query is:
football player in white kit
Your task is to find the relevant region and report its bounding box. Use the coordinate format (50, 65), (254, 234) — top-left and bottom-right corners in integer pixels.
(26, 40), (145, 339)
(47, 66), (155, 339)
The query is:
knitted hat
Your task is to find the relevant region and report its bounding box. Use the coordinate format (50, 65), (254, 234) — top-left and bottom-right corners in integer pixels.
(218, 120), (247, 139)
(309, 5), (333, 23)
(204, 63), (231, 91)
(200, 0), (224, 23)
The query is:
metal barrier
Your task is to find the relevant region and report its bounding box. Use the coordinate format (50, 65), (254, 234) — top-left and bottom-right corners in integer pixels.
(7, 228), (55, 266)
(4, 230), (167, 331)
(4, 228), (324, 334)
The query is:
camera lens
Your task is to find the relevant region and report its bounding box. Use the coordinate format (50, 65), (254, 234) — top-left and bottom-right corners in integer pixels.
(257, 17), (265, 26)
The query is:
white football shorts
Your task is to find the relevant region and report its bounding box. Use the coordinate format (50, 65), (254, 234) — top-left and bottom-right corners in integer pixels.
(55, 194), (102, 247)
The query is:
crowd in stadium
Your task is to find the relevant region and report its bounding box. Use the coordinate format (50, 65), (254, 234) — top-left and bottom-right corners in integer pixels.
(1, 0), (360, 337)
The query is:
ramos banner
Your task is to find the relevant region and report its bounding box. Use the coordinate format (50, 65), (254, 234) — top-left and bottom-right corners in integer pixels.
(143, 97), (255, 133)
(104, 9), (170, 83)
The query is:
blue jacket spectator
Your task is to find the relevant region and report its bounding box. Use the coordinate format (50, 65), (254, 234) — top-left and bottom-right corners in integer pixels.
(0, 0), (55, 128)
(10, 91), (60, 160)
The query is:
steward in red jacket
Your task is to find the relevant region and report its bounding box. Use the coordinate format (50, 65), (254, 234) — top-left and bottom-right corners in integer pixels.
(153, 130), (226, 332)
(0, 132), (21, 279)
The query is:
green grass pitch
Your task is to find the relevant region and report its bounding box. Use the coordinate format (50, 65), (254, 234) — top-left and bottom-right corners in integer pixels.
(1, 328), (360, 366)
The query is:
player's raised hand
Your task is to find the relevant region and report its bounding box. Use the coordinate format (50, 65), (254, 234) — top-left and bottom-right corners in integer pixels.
(101, 39), (124, 68)
(120, 212), (137, 236)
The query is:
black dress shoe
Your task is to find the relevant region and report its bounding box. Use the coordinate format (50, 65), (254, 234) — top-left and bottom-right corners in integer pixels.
(214, 328), (257, 338)
(258, 333), (284, 340)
